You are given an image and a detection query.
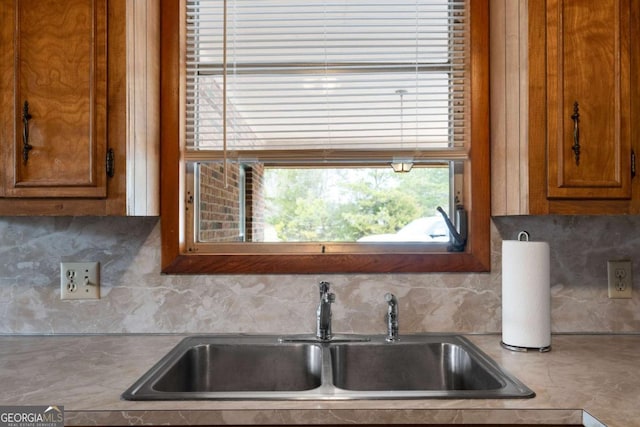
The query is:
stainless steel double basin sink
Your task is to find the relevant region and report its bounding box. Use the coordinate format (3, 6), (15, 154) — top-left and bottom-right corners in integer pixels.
(122, 334), (534, 400)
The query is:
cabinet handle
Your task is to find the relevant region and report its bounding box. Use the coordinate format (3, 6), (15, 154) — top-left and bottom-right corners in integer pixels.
(571, 101), (580, 166)
(106, 148), (114, 177)
(22, 101), (33, 165)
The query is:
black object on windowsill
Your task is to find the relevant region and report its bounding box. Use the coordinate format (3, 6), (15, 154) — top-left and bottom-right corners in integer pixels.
(437, 205), (467, 252)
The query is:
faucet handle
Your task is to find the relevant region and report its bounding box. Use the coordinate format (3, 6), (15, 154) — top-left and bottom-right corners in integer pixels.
(319, 281), (330, 297)
(325, 292), (336, 303)
(384, 293), (399, 342)
(385, 292), (397, 307)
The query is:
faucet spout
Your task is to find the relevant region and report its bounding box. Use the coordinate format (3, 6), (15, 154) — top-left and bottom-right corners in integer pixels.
(385, 293), (399, 342)
(316, 281), (335, 341)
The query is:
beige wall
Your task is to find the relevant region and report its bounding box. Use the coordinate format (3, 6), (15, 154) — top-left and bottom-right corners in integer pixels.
(0, 215), (638, 334)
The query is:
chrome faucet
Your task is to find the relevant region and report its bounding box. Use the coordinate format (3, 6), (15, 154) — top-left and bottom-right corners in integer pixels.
(316, 281), (335, 341)
(385, 293), (399, 341)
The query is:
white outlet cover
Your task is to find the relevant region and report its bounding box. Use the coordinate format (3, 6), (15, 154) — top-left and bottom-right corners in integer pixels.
(607, 260), (632, 299)
(60, 262), (100, 300)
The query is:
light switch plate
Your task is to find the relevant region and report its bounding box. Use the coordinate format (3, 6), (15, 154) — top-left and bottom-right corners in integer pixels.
(60, 262), (100, 300)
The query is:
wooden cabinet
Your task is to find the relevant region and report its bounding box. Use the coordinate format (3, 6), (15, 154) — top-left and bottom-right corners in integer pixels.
(0, 0), (159, 215)
(491, 0), (640, 215)
(546, 0), (632, 200)
(1, 0), (108, 198)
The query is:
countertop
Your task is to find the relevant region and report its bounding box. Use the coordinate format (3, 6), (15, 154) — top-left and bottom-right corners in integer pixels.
(0, 334), (638, 426)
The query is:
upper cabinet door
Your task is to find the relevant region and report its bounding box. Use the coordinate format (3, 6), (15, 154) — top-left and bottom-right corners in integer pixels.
(2, 0), (107, 197)
(546, 0), (632, 199)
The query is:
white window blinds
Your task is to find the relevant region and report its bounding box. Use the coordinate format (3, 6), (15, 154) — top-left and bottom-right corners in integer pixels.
(185, 0), (469, 161)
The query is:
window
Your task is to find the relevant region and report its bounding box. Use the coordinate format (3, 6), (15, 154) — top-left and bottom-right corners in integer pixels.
(160, 0), (490, 274)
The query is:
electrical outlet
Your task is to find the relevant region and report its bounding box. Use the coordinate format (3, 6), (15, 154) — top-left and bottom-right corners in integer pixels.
(60, 262), (100, 300)
(607, 260), (632, 299)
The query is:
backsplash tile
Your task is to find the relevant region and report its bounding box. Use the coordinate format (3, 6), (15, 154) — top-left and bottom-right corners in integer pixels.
(495, 216), (640, 333)
(0, 216), (638, 334)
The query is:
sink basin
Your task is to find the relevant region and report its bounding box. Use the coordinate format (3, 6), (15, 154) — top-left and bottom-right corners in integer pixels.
(122, 334), (534, 400)
(154, 342), (322, 393)
(123, 336), (324, 400)
(331, 342), (502, 391)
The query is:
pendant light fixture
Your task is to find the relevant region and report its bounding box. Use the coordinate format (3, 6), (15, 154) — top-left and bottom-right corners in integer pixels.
(390, 89), (413, 173)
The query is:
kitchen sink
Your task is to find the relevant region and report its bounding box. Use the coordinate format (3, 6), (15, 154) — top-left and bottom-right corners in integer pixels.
(122, 334), (534, 400)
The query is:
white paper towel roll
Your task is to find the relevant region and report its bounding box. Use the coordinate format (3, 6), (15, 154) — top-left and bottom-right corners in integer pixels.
(501, 238), (551, 351)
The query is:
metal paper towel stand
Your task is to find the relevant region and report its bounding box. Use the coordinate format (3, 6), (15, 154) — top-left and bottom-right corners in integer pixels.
(500, 231), (552, 353)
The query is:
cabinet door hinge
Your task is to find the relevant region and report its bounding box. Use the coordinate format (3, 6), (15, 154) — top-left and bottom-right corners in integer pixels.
(632, 150), (636, 179)
(106, 148), (115, 178)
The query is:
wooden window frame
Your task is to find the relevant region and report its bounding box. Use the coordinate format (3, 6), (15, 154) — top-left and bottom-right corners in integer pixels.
(160, 0), (490, 274)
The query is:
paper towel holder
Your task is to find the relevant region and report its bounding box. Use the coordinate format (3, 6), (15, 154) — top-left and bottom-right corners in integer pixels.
(501, 341), (551, 353)
(501, 230), (552, 353)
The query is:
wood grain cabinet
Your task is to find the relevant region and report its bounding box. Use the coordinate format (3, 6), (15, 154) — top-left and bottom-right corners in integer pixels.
(545, 0), (632, 201)
(0, 0), (159, 216)
(492, 0), (640, 215)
